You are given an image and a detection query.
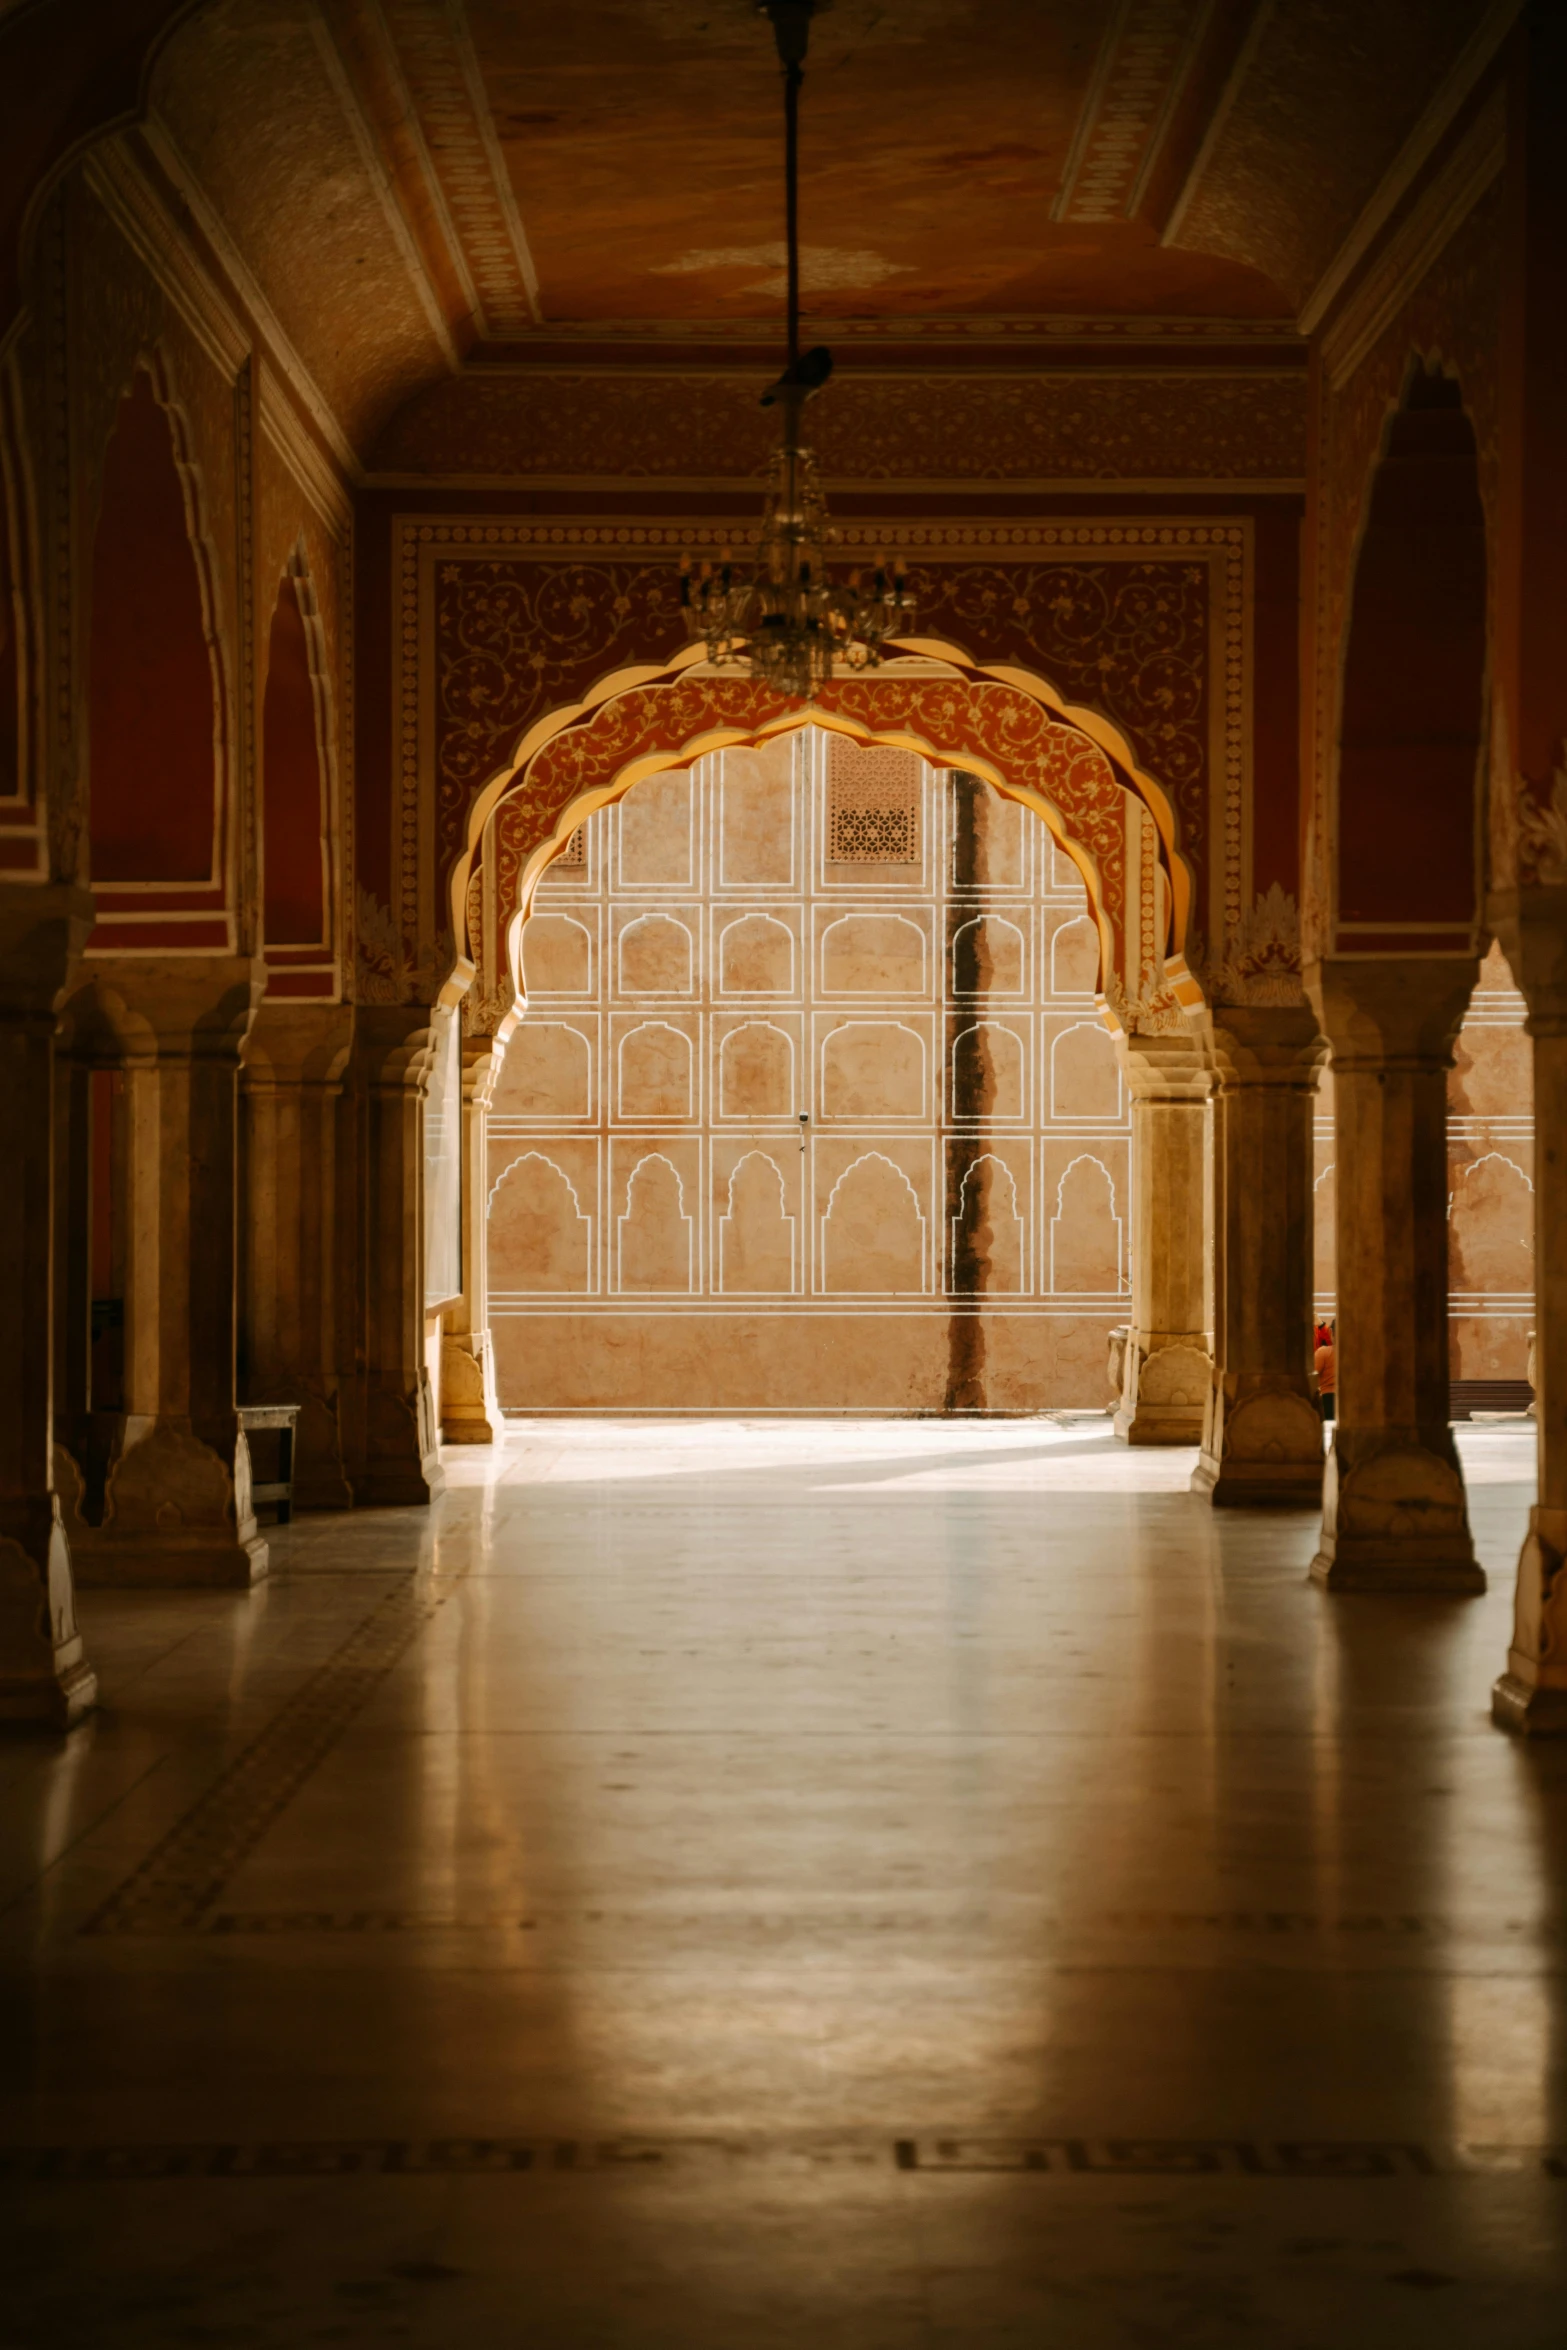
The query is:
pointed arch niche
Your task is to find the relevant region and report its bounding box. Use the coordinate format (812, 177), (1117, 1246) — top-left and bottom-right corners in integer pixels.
(474, 648), (1184, 1412)
(261, 548), (336, 994)
(88, 361), (230, 951)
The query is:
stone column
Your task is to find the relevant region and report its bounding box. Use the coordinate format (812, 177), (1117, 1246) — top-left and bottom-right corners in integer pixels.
(1193, 1004), (1328, 1506)
(441, 1029), (507, 1444)
(1113, 1025), (1214, 1444)
(240, 1000), (356, 1507)
(57, 956), (269, 1587)
(350, 1008), (444, 1505)
(1304, 956), (1482, 1591)
(0, 886), (97, 1727)
(1491, 892), (1567, 1728)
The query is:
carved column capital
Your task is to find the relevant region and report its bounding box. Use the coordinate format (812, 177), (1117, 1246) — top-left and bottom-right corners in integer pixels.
(241, 999), (355, 1094)
(63, 954), (264, 1066)
(1489, 884), (1567, 1034)
(0, 884), (95, 1023)
(1116, 1020), (1213, 1104)
(1210, 1003), (1328, 1092)
(1304, 953), (1480, 1073)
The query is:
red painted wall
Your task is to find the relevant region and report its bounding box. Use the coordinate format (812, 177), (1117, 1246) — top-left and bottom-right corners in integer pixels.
(1337, 387), (1485, 929)
(0, 461), (18, 802)
(88, 369), (219, 885)
(262, 573), (327, 945)
(1251, 503), (1302, 899)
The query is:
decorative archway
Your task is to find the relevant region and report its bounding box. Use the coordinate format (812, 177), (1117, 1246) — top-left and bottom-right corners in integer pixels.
(452, 641), (1202, 1037)
(1330, 361), (1487, 956)
(87, 351), (232, 954)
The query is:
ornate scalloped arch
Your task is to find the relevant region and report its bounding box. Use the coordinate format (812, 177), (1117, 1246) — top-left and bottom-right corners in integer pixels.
(455, 644), (1197, 1031)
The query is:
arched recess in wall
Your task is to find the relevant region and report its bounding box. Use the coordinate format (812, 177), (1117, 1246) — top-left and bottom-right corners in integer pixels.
(456, 644), (1201, 1032)
(261, 547), (333, 953)
(89, 361), (225, 888)
(1334, 361), (1487, 950)
(0, 394), (25, 807)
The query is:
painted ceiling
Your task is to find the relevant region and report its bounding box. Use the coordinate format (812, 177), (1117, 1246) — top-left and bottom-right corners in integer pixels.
(136, 0), (1499, 460)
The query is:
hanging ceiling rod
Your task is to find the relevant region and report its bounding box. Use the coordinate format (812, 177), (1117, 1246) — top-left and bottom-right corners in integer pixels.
(680, 0), (915, 701)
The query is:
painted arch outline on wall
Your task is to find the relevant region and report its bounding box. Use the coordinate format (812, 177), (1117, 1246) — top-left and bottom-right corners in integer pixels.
(454, 640), (1201, 1040)
(87, 347), (233, 951)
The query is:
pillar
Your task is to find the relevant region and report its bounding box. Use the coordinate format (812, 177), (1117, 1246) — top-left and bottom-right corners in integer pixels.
(240, 1000), (356, 1507)
(1113, 1026), (1214, 1444)
(1491, 895), (1567, 1727)
(1193, 1005), (1328, 1506)
(56, 956), (269, 1587)
(349, 1008), (444, 1505)
(1489, 5), (1567, 1724)
(0, 885), (97, 1727)
(1304, 956), (1482, 1592)
(441, 1030), (507, 1444)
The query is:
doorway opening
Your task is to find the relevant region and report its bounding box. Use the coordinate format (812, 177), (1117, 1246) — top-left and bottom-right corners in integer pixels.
(487, 728), (1131, 1413)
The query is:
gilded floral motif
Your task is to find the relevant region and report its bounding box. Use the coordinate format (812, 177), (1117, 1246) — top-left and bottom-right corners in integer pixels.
(430, 552), (1211, 931)
(374, 370), (1307, 486)
(489, 671), (1136, 984)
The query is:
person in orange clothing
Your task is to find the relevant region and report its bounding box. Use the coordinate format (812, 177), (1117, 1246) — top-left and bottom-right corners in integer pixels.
(1314, 1317), (1336, 1423)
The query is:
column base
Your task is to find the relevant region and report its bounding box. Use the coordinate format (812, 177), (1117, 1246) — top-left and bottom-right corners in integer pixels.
(1489, 1511), (1567, 1732)
(440, 1330), (503, 1446)
(1193, 1382), (1325, 1508)
(0, 1504), (98, 1729)
(1311, 1543), (1486, 1593)
(272, 1385), (353, 1512)
(1492, 1674), (1567, 1735)
(1310, 1428), (1483, 1592)
(56, 1418), (270, 1589)
(1114, 1339), (1212, 1445)
(1199, 1456), (1326, 1508)
(0, 1653), (98, 1728)
(357, 1378), (445, 1506)
(70, 1534), (269, 1590)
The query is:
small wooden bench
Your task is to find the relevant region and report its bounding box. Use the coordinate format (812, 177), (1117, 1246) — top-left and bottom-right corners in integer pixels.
(238, 1403), (301, 1525)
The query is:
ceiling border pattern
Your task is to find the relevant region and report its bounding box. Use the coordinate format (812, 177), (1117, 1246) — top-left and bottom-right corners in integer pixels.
(258, 365), (353, 536)
(1298, 0), (1521, 336)
(306, 3), (464, 371)
(1053, 0), (1209, 226)
(378, 0), (542, 336)
(137, 118), (362, 479)
(1161, 0), (1276, 250)
(1321, 82), (1506, 393)
(80, 141), (248, 385)
(367, 364), (1308, 485)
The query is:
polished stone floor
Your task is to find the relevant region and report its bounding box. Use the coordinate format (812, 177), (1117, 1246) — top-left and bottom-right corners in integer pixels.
(3, 1415), (1566, 2347)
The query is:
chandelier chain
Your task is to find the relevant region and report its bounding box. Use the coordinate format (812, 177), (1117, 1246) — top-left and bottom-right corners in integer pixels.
(680, 0), (915, 700)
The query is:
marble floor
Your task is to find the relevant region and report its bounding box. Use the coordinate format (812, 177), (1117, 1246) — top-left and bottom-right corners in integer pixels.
(3, 1414), (1565, 2347)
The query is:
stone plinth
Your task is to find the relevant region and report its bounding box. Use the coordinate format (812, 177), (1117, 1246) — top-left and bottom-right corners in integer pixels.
(1305, 956), (1483, 1592)
(0, 886), (97, 1726)
(58, 957), (268, 1588)
(1489, 889), (1567, 1726)
(1113, 1025), (1214, 1444)
(241, 1001), (355, 1507)
(1193, 1004), (1327, 1507)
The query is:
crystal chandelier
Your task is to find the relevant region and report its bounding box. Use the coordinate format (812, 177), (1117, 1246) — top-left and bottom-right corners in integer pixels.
(681, 0), (914, 699)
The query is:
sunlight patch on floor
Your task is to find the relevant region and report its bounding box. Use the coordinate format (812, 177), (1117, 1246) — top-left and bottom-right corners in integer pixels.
(438, 1415), (1540, 1498)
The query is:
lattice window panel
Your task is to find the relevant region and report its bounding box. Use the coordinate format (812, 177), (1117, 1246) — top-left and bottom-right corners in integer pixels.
(827, 742), (922, 865)
(556, 827), (586, 867)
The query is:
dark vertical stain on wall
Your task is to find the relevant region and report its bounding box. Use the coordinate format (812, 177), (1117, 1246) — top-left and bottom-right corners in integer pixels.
(945, 772), (996, 1412)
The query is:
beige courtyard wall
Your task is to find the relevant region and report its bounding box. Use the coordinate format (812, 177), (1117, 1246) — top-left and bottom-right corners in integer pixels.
(487, 731), (1132, 1413)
